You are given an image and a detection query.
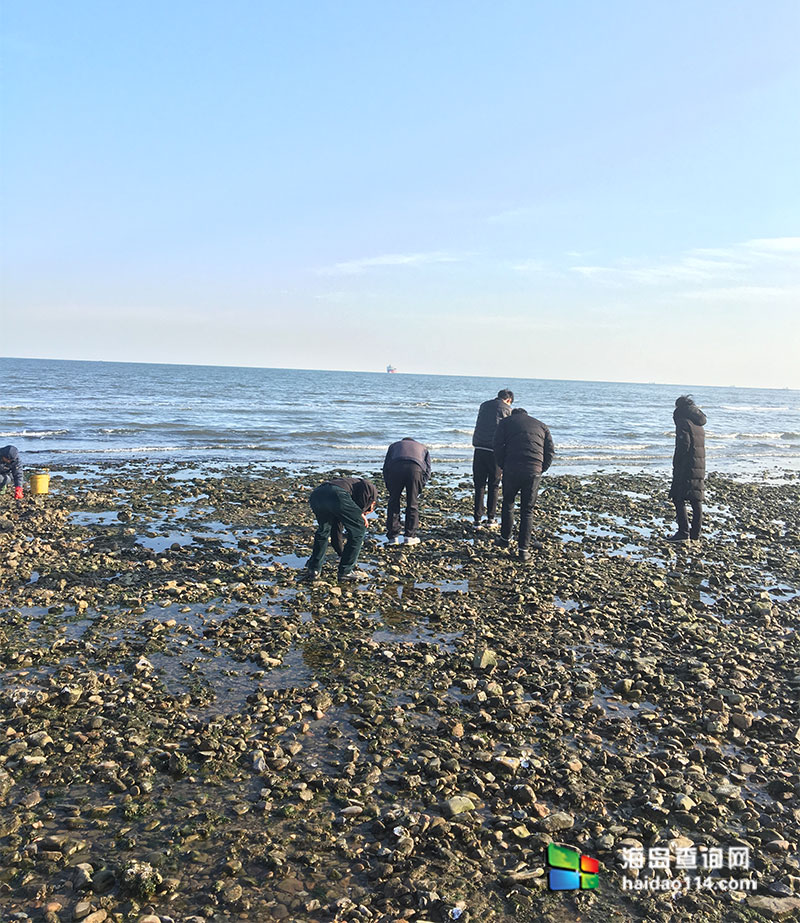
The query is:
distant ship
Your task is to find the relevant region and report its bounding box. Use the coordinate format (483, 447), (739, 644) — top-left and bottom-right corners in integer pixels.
(386, 364), (397, 373)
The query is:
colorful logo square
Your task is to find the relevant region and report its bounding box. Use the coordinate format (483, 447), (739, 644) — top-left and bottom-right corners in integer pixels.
(547, 843), (600, 890)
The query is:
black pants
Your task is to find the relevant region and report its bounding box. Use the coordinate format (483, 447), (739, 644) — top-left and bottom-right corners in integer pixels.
(473, 449), (502, 522)
(307, 484), (366, 575)
(674, 498), (703, 539)
(385, 460), (426, 538)
(501, 470), (542, 550)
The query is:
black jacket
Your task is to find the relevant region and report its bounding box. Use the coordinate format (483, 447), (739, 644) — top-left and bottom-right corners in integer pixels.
(327, 477), (378, 511)
(0, 445), (23, 488)
(493, 409), (554, 475)
(472, 398), (512, 450)
(383, 438), (431, 484)
(670, 401), (706, 501)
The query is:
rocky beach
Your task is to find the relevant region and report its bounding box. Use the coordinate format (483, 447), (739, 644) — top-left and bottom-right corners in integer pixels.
(1, 462), (799, 923)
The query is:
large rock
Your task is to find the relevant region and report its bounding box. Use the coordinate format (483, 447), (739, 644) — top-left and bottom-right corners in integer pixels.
(442, 796), (476, 817)
(747, 896), (800, 919)
(540, 812), (574, 833)
(473, 648), (497, 671)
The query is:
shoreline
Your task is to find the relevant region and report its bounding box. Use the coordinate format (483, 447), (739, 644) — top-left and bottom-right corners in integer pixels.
(0, 463), (798, 922)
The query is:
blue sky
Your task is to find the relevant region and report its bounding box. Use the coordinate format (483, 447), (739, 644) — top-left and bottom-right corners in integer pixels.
(2, 1), (799, 387)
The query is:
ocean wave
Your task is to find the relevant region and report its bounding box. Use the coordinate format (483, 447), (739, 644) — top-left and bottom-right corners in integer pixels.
(707, 432), (786, 440)
(0, 405), (25, 411)
(0, 429), (69, 438)
(560, 454), (667, 462)
(720, 405), (791, 412)
(558, 442), (656, 451)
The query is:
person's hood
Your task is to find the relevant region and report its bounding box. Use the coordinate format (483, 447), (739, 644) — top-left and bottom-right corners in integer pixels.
(673, 399), (707, 426)
(352, 479), (378, 511)
(0, 445), (19, 462)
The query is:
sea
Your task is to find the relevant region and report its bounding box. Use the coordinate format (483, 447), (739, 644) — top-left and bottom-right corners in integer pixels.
(2, 357), (799, 479)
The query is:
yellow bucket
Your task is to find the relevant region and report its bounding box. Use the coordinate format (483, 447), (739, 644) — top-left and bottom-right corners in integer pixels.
(30, 470), (50, 495)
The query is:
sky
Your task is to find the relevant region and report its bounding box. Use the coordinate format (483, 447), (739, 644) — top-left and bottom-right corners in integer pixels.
(1, 1), (799, 388)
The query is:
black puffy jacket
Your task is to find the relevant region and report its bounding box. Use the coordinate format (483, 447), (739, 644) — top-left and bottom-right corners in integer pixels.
(493, 409), (554, 475)
(670, 401), (706, 501)
(472, 398), (512, 449)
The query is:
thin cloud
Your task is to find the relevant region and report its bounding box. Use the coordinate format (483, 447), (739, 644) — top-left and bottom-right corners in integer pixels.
(569, 236), (799, 287)
(317, 251), (463, 276)
(744, 237), (800, 253)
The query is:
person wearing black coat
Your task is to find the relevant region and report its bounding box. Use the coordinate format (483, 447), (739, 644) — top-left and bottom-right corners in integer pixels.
(668, 395), (707, 542)
(383, 437), (431, 545)
(493, 408), (554, 560)
(471, 389), (513, 527)
(303, 477), (378, 581)
(0, 445), (24, 500)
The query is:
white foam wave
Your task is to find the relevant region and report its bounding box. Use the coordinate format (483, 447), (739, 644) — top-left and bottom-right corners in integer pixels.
(721, 405), (791, 412)
(708, 432), (785, 440)
(0, 429), (69, 438)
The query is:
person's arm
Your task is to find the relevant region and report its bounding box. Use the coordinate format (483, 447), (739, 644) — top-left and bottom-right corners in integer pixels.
(673, 421), (691, 474)
(423, 449), (431, 484)
(331, 520), (345, 555)
(493, 422), (506, 469)
(542, 426), (555, 473)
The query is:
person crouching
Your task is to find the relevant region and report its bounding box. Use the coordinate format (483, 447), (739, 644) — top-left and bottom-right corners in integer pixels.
(0, 445), (24, 500)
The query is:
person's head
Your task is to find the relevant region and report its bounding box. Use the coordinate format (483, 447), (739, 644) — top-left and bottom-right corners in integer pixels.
(0, 445), (17, 464)
(674, 395), (695, 413)
(355, 478), (378, 512)
(497, 389), (514, 404)
(511, 407), (527, 415)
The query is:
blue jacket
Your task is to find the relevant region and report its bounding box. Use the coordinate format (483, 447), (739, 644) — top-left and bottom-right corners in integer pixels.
(0, 445), (23, 488)
(383, 438), (431, 484)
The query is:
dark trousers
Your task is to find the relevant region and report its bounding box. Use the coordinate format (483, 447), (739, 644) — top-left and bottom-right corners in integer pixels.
(674, 498), (703, 539)
(307, 484), (366, 575)
(501, 470), (542, 550)
(385, 460), (426, 538)
(473, 449), (502, 522)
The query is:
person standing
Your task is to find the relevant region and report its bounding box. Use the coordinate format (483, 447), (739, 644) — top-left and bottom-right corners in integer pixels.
(471, 389), (513, 528)
(493, 408), (554, 561)
(667, 395), (707, 542)
(383, 437), (431, 546)
(0, 445), (23, 500)
(303, 477), (378, 581)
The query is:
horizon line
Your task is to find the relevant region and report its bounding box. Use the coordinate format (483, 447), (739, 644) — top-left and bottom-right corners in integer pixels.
(1, 355), (797, 394)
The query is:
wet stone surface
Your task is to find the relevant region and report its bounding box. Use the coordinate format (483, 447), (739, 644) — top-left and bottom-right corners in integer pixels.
(0, 462), (799, 922)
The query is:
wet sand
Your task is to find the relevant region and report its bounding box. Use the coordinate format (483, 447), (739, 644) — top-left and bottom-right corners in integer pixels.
(1, 461), (798, 923)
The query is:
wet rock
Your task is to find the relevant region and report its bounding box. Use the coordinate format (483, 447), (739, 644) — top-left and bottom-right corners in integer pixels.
(540, 812), (574, 833)
(747, 895), (800, 919)
(442, 796), (476, 817)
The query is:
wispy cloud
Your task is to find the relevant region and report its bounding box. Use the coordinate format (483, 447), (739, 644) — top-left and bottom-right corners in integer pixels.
(569, 236), (800, 288)
(317, 251), (463, 276)
(509, 259), (547, 274)
(744, 237), (800, 253)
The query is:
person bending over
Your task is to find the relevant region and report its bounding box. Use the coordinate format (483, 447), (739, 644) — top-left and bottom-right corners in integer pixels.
(303, 477), (378, 581)
(493, 408), (554, 561)
(383, 437), (431, 546)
